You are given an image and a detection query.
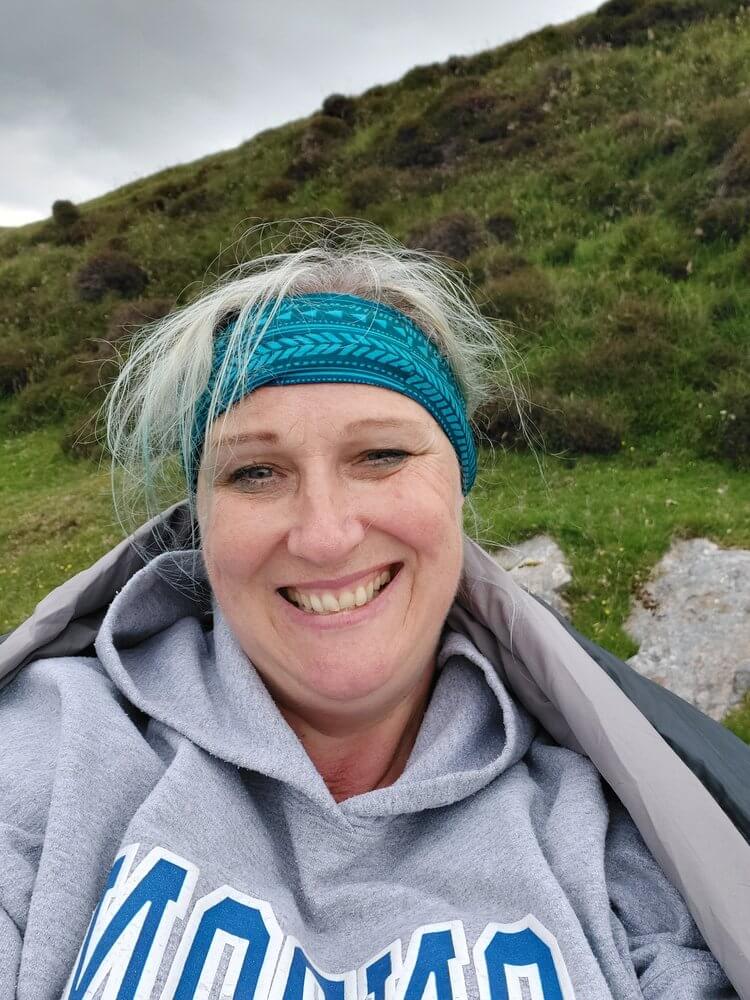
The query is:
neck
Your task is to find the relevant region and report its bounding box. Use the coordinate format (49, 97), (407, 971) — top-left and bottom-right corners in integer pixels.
(278, 666), (437, 803)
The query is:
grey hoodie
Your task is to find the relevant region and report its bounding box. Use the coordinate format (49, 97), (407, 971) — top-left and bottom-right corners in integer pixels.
(0, 549), (735, 999)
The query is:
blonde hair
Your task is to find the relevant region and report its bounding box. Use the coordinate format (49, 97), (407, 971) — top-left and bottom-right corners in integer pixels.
(103, 217), (530, 548)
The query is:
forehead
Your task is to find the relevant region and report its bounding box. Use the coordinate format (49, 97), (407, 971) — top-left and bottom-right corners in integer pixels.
(207, 382), (435, 448)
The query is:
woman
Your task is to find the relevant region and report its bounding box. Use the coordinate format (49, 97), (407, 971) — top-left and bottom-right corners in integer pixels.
(0, 221), (747, 999)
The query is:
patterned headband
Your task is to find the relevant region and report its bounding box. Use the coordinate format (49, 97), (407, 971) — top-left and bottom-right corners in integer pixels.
(188, 292), (477, 495)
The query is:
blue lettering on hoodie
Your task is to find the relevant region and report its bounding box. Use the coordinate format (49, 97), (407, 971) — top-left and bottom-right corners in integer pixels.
(162, 887), (284, 999)
(63, 845), (198, 1000)
(63, 846), (575, 1000)
(361, 944), (401, 1000)
(399, 922), (469, 1000)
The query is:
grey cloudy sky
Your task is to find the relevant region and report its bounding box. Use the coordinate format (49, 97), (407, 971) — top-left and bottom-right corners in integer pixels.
(2, 0), (597, 227)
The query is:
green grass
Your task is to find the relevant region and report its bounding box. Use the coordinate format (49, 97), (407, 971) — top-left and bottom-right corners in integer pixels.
(0, 428), (121, 633)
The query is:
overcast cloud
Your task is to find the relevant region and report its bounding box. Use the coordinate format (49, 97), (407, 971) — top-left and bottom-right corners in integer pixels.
(2, 0), (597, 227)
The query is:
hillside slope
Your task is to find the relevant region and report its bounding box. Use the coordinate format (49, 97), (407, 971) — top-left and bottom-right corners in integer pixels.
(1, 0), (748, 465)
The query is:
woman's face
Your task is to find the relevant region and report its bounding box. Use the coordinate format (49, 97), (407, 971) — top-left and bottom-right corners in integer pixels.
(197, 382), (465, 727)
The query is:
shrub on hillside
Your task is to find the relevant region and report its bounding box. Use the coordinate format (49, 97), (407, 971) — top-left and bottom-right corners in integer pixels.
(30, 221), (92, 247)
(282, 119), (345, 181)
(696, 197), (750, 241)
(482, 265), (556, 328)
(284, 152), (326, 182)
(614, 110), (658, 136)
(409, 74), (553, 168)
(406, 212), (485, 260)
(383, 119), (443, 169)
(647, 243), (693, 281)
(586, 328), (676, 386)
(614, 217), (694, 278)
(682, 338), (745, 391)
(60, 411), (106, 462)
(476, 391), (623, 455)
(655, 117), (688, 156)
(524, 24), (570, 58)
(548, 294), (674, 393)
(260, 178), (296, 202)
(484, 250), (530, 278)
(695, 97), (750, 163)
(5, 365), (104, 432)
(615, 110), (688, 166)
(30, 200), (93, 246)
(537, 394), (624, 455)
(52, 200), (80, 227)
(718, 126), (750, 195)
(609, 293), (672, 336)
(0, 345), (30, 398)
(544, 235), (577, 265)
(320, 94), (357, 124)
(621, 117), (688, 176)
(304, 114), (350, 148)
(486, 211), (518, 243)
(0, 233), (21, 260)
(57, 219), (94, 246)
(400, 63), (442, 90)
(466, 248), (528, 285)
(139, 180), (193, 213)
(346, 168), (392, 210)
(101, 298), (173, 355)
(709, 288), (747, 323)
(432, 84), (502, 145)
(73, 251), (149, 302)
(699, 376), (750, 469)
(296, 115), (350, 175)
(164, 188), (216, 218)
(442, 51), (505, 77)
(578, 0), (708, 47)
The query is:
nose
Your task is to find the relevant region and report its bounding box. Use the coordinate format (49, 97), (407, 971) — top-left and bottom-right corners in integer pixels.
(285, 472), (367, 566)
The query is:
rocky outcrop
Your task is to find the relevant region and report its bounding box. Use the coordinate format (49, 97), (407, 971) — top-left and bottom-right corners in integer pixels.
(492, 535), (572, 616)
(624, 538), (750, 720)
(493, 533), (749, 721)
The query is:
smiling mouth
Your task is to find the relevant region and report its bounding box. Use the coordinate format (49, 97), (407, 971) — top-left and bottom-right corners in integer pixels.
(278, 563), (402, 616)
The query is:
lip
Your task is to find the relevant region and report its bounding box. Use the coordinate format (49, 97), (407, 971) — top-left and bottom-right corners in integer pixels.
(278, 560), (400, 593)
(276, 563), (404, 630)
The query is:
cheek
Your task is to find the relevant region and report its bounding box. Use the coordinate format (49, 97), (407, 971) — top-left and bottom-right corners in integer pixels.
(200, 500), (275, 587)
(386, 470), (463, 565)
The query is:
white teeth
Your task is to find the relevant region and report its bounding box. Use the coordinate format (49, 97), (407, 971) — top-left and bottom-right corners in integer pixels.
(338, 590), (356, 610)
(286, 566), (396, 615)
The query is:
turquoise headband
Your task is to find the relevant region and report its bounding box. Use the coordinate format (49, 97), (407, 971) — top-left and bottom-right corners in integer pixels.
(189, 291), (477, 495)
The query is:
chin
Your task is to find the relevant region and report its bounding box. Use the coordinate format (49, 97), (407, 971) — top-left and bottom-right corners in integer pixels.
(296, 652), (405, 705)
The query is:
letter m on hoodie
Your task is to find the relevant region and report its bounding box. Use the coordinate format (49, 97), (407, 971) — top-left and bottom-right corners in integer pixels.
(63, 845), (198, 1000)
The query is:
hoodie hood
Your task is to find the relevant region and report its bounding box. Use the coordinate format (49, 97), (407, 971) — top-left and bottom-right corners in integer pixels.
(94, 548), (536, 818)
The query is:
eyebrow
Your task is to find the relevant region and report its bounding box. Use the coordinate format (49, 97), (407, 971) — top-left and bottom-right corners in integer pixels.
(213, 417), (426, 449)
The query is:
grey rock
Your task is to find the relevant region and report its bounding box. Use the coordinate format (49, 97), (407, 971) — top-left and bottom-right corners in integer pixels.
(625, 539), (750, 720)
(492, 535), (572, 616)
(734, 667), (750, 698)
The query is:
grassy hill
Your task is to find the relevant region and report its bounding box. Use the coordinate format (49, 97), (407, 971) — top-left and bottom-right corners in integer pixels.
(1, 0), (749, 740)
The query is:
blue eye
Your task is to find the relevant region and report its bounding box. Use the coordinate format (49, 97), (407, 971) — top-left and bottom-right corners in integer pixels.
(230, 465), (274, 482)
(366, 450), (408, 464)
(227, 452), (408, 488)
